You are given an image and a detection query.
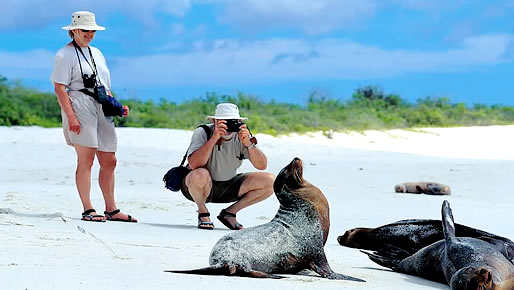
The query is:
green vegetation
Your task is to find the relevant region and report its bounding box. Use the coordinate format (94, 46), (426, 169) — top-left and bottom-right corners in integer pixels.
(1, 75), (513, 135)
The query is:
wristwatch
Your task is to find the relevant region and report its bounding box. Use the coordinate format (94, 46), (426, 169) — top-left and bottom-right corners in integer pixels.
(246, 136), (258, 149)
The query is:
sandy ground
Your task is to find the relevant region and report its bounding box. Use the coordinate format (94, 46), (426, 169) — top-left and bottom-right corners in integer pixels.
(1, 125), (513, 290)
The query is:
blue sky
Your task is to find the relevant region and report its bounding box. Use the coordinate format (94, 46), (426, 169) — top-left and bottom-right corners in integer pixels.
(1, 0), (514, 105)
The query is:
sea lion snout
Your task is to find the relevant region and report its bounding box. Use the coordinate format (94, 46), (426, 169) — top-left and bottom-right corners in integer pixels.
(338, 228), (373, 248)
(450, 266), (495, 290)
(338, 229), (357, 246)
(273, 157), (304, 193)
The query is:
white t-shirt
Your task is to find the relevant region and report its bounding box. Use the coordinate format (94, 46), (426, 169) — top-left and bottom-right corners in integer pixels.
(51, 43), (111, 92)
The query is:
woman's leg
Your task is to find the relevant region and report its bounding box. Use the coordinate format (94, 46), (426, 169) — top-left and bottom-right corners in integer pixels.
(74, 145), (103, 221)
(96, 150), (137, 222)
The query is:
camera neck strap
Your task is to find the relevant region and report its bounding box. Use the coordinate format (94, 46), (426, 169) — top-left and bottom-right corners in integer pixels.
(72, 40), (99, 83)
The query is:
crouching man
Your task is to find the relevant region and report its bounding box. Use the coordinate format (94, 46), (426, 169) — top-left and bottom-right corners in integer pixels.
(181, 103), (274, 230)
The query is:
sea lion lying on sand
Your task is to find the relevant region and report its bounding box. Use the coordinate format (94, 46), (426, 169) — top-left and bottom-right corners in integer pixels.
(338, 219), (514, 263)
(395, 182), (451, 195)
(167, 157), (365, 282)
(362, 201), (514, 289)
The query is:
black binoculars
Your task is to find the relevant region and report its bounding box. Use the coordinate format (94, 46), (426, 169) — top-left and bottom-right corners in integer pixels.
(82, 73), (97, 89)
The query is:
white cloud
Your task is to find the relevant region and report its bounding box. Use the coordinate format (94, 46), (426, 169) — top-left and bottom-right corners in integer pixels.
(218, 0), (377, 34)
(2, 34), (511, 87)
(0, 0), (192, 30)
(108, 34), (514, 86)
(0, 49), (55, 81)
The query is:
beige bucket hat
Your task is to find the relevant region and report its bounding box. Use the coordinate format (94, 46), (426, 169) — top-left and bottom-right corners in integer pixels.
(62, 11), (105, 31)
(207, 103), (247, 120)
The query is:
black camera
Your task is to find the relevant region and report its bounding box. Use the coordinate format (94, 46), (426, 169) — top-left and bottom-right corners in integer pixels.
(225, 119), (244, 132)
(82, 73), (97, 89)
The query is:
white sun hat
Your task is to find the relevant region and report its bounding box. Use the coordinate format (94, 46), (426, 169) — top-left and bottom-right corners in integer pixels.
(207, 103), (247, 120)
(62, 11), (105, 31)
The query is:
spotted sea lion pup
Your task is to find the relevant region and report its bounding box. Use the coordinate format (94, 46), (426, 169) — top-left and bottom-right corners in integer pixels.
(167, 157), (365, 282)
(363, 201), (514, 290)
(395, 182), (451, 195)
(338, 219), (514, 263)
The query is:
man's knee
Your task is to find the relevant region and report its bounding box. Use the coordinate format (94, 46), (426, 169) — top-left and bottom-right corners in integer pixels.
(261, 172), (275, 196)
(187, 168), (212, 188)
(245, 172), (274, 198)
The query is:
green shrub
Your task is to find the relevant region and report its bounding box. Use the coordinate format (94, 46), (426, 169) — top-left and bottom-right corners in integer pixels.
(1, 75), (513, 133)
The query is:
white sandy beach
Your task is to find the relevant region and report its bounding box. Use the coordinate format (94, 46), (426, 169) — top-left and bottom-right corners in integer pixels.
(1, 125), (514, 290)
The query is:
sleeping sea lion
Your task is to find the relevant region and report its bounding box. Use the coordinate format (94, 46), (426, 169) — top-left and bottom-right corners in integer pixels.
(338, 219), (514, 263)
(363, 201), (514, 289)
(167, 157), (364, 282)
(395, 182), (451, 195)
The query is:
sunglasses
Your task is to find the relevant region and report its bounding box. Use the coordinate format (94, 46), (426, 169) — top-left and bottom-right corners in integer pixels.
(80, 29), (96, 33)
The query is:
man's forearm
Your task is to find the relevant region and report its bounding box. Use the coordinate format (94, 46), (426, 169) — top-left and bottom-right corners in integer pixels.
(248, 147), (267, 170)
(188, 138), (217, 169)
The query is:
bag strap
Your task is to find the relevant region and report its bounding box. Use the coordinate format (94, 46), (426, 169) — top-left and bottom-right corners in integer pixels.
(72, 40), (98, 77)
(78, 88), (99, 101)
(180, 125), (212, 166)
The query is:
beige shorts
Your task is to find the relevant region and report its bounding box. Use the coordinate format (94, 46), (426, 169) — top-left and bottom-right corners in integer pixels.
(61, 91), (117, 152)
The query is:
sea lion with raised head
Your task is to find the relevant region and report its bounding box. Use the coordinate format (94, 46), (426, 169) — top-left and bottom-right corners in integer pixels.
(363, 201), (514, 289)
(167, 157), (364, 282)
(338, 219), (514, 263)
(395, 182), (451, 195)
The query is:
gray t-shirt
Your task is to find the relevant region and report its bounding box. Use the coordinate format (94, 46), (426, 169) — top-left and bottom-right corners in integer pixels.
(187, 125), (249, 181)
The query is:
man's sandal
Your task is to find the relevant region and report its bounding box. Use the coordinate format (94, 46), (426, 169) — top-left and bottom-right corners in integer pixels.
(198, 212), (214, 230)
(81, 209), (105, 222)
(104, 209), (137, 223)
(217, 209), (243, 230)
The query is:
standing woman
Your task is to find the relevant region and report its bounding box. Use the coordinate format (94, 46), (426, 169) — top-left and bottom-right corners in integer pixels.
(51, 11), (137, 222)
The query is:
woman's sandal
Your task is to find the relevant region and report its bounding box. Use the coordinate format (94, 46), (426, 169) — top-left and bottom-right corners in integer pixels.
(217, 209), (243, 230)
(81, 208), (105, 222)
(198, 212), (214, 230)
(104, 209), (137, 223)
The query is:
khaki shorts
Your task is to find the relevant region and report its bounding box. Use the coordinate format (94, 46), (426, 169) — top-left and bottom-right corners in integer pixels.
(181, 173), (248, 203)
(61, 91), (117, 152)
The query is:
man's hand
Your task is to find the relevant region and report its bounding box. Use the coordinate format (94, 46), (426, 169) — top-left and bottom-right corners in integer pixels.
(213, 119), (228, 140)
(238, 124), (252, 147)
(122, 105), (129, 117)
(68, 114), (81, 134)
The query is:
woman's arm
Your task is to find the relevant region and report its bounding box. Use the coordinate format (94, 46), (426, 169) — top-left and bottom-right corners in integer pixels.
(54, 82), (81, 134)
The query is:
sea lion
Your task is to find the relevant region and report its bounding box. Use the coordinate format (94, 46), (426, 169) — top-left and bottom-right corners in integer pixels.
(363, 201), (514, 289)
(395, 182), (451, 195)
(167, 157), (365, 282)
(338, 219), (514, 263)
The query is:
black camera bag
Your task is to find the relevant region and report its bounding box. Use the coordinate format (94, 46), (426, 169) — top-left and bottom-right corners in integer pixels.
(163, 125), (212, 192)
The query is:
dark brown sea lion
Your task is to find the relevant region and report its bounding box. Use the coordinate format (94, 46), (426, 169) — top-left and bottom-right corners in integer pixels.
(167, 157), (365, 282)
(338, 219), (514, 263)
(395, 182), (451, 195)
(363, 201), (514, 290)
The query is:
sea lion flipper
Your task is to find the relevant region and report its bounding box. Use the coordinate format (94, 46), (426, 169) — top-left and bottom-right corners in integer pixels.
(441, 200), (456, 244)
(166, 266), (285, 279)
(361, 250), (401, 271)
(165, 266), (226, 275)
(325, 272), (366, 282)
(244, 270), (285, 279)
(309, 257), (366, 282)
